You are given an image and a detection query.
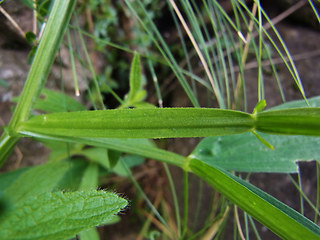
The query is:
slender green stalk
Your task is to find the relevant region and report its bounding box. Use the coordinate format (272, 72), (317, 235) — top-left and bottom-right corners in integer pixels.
(316, 161), (320, 223)
(9, 0), (76, 128)
(182, 171), (189, 238)
(0, 0), (76, 167)
(288, 175), (320, 217)
(163, 163), (181, 237)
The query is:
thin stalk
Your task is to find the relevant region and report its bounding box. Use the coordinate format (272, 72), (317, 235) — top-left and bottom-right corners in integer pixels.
(182, 170), (189, 238)
(315, 161), (320, 223)
(66, 29), (80, 96)
(256, 0), (264, 101)
(169, 0), (224, 108)
(244, 212), (249, 240)
(121, 159), (172, 234)
(308, 0), (320, 24)
(9, 0), (76, 128)
(74, 14), (105, 110)
(288, 175), (320, 217)
(125, 0), (200, 107)
(248, 216), (262, 240)
(147, 59), (163, 108)
(298, 171), (304, 215)
(163, 163), (181, 238)
(0, 0), (76, 167)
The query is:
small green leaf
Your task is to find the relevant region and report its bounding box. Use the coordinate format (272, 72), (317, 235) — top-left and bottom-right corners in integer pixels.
(112, 155), (144, 177)
(81, 147), (109, 169)
(252, 99), (266, 114)
(78, 228), (100, 240)
(79, 162), (99, 190)
(189, 159), (320, 240)
(108, 149), (121, 169)
(0, 190), (127, 240)
(11, 88), (86, 113)
(190, 132), (320, 173)
(128, 52), (142, 102)
(0, 167), (30, 194)
(25, 31), (37, 45)
(36, 88), (86, 113)
(54, 159), (89, 191)
(4, 161), (71, 203)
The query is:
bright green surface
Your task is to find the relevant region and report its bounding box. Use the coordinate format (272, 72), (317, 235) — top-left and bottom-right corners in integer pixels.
(19, 108), (254, 138)
(189, 158), (320, 240)
(0, 191), (127, 240)
(190, 132), (320, 173)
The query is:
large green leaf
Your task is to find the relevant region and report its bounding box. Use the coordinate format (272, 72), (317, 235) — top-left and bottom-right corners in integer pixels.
(19, 108), (254, 138)
(0, 190), (127, 240)
(189, 158), (320, 240)
(190, 132), (320, 173)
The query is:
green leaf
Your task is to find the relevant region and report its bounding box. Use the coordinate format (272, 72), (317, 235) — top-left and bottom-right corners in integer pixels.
(112, 155), (144, 177)
(79, 162), (99, 190)
(0, 167), (30, 194)
(25, 31), (37, 45)
(13, 89), (86, 113)
(22, 135), (186, 168)
(108, 149), (121, 169)
(4, 161), (71, 203)
(190, 132), (320, 173)
(189, 159), (320, 240)
(128, 52), (142, 102)
(256, 108), (320, 136)
(36, 88), (86, 113)
(54, 159), (89, 192)
(0, 190), (127, 240)
(19, 108), (254, 138)
(78, 228), (100, 240)
(81, 147), (109, 169)
(266, 96), (320, 110)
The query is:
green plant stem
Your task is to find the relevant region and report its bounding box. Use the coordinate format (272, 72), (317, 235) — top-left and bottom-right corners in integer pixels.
(0, 133), (19, 167)
(182, 170), (189, 238)
(163, 163), (181, 237)
(316, 161), (320, 223)
(0, 0), (76, 167)
(9, 0), (76, 129)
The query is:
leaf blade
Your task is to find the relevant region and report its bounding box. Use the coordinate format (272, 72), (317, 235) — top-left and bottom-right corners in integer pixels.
(19, 108), (254, 138)
(0, 190), (127, 240)
(190, 132), (320, 173)
(189, 158), (320, 240)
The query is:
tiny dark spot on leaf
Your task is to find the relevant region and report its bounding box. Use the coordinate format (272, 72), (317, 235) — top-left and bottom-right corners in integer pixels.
(39, 94), (46, 100)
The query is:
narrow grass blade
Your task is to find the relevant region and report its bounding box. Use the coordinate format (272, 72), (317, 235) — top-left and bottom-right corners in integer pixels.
(0, 190), (127, 240)
(19, 108), (254, 139)
(189, 158), (320, 240)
